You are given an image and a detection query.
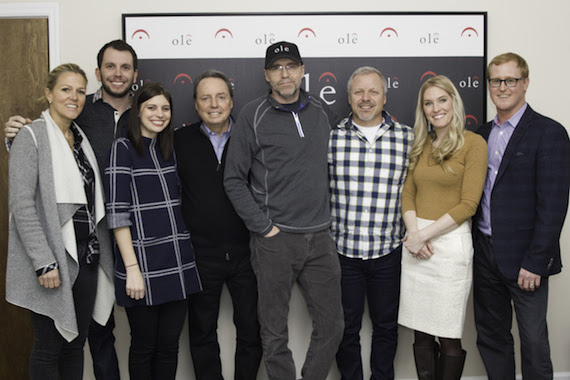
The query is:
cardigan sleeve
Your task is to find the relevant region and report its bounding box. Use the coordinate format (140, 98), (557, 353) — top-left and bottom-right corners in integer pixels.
(8, 126), (58, 270)
(105, 138), (133, 229)
(447, 132), (488, 224)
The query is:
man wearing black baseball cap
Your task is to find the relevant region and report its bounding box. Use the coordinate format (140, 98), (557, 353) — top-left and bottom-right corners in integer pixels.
(224, 41), (344, 380)
(264, 40), (303, 68)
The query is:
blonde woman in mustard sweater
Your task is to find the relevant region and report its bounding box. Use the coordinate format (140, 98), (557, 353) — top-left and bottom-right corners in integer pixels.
(398, 75), (487, 380)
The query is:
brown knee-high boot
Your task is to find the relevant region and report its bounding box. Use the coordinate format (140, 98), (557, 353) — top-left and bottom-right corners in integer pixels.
(413, 342), (439, 380)
(438, 349), (466, 380)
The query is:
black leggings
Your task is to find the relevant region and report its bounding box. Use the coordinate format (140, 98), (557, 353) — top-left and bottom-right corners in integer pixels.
(29, 255), (98, 380)
(126, 300), (188, 380)
(414, 330), (463, 356)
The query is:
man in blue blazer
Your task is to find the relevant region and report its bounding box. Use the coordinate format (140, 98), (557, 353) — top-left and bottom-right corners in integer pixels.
(474, 52), (570, 380)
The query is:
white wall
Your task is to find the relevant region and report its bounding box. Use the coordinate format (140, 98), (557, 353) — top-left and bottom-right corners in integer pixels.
(2, 1), (569, 379)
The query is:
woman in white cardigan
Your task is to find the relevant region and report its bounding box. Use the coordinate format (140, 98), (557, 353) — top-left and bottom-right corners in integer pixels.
(6, 63), (114, 380)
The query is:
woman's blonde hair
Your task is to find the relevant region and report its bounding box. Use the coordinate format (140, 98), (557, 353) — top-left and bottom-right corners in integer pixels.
(408, 75), (466, 172)
(42, 63), (87, 104)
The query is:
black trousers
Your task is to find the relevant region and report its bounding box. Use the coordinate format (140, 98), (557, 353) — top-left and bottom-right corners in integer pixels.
(88, 312), (120, 380)
(126, 300), (187, 380)
(187, 247), (262, 380)
(473, 230), (553, 380)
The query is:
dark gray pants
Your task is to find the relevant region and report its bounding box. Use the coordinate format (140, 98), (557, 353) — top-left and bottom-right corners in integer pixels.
(474, 231), (553, 380)
(250, 229), (344, 380)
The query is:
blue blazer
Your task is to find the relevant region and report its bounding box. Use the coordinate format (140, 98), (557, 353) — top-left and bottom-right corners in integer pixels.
(475, 105), (570, 279)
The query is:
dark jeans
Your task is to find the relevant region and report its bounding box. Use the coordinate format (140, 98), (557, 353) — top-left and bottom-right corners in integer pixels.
(29, 256), (98, 380)
(250, 229), (344, 380)
(88, 313), (120, 380)
(126, 300), (187, 380)
(473, 230), (553, 380)
(188, 247), (262, 380)
(336, 246), (402, 380)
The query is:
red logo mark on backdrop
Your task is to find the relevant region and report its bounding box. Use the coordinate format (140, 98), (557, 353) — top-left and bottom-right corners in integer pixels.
(214, 28), (234, 39)
(465, 115), (479, 128)
(318, 72), (338, 84)
(298, 27), (317, 39)
(228, 78), (236, 91)
(173, 73), (193, 85)
(461, 27), (479, 38)
(420, 71), (437, 82)
(131, 29), (151, 40)
(380, 27), (399, 38)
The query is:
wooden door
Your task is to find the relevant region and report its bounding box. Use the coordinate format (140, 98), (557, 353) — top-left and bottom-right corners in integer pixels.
(0, 18), (49, 379)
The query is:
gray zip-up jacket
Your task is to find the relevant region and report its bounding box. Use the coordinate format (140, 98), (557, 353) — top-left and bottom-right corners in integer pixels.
(224, 90), (339, 235)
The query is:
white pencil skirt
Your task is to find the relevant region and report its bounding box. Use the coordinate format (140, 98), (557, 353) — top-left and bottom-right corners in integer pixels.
(398, 217), (473, 339)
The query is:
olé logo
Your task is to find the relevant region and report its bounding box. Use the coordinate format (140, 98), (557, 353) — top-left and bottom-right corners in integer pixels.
(255, 33), (276, 45)
(273, 44), (290, 54)
(173, 73), (193, 86)
(318, 72), (338, 106)
(132, 79), (153, 92)
(338, 33), (358, 45)
(380, 27), (399, 38)
(172, 34), (192, 46)
(420, 71), (437, 82)
(387, 76), (399, 89)
(461, 27), (479, 38)
(131, 29), (150, 40)
(465, 115), (479, 129)
(298, 27), (317, 39)
(420, 33), (439, 44)
(303, 71), (338, 106)
(214, 28), (233, 40)
(458, 76), (480, 88)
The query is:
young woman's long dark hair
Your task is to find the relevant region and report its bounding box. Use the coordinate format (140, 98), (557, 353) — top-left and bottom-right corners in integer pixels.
(128, 82), (174, 160)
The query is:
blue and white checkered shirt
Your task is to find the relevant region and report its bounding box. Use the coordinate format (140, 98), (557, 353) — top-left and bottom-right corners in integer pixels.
(328, 111), (414, 259)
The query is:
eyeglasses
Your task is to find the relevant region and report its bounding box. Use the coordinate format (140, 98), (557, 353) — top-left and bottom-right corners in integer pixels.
(267, 63), (301, 72)
(488, 77), (525, 88)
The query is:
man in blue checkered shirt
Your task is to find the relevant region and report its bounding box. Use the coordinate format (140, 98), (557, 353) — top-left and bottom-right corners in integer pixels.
(329, 66), (414, 380)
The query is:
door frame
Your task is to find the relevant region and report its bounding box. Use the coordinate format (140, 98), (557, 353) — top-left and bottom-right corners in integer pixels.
(0, 2), (59, 69)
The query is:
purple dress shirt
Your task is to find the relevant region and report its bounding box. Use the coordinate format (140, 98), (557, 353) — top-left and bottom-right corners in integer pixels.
(478, 103), (528, 235)
(201, 120), (232, 163)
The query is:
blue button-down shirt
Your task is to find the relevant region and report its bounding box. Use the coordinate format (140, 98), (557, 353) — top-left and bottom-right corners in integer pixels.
(200, 120), (232, 163)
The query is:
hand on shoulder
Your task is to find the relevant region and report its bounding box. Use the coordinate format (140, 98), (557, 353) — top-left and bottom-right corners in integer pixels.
(5, 115), (32, 140)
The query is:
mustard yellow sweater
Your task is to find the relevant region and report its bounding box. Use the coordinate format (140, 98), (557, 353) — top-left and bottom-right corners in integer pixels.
(402, 131), (488, 225)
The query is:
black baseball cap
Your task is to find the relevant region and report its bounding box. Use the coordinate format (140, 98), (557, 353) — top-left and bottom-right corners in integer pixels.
(265, 41), (303, 69)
